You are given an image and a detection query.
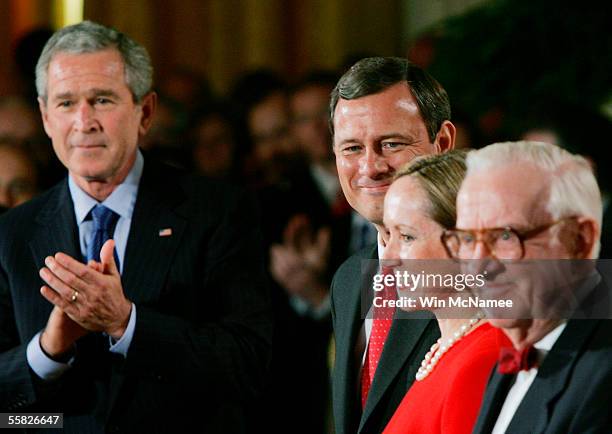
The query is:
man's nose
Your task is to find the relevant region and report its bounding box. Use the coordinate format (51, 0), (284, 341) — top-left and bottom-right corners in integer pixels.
(464, 241), (505, 281)
(471, 240), (491, 259)
(358, 149), (389, 178)
(73, 102), (99, 132)
(462, 239), (491, 274)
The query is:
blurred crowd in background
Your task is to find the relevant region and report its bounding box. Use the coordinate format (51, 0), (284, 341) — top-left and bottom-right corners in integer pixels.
(0, 1), (610, 433)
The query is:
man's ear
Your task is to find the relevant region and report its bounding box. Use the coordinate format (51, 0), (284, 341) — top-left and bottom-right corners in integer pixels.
(569, 217), (599, 259)
(138, 92), (157, 136)
(434, 120), (456, 153)
(38, 96), (52, 138)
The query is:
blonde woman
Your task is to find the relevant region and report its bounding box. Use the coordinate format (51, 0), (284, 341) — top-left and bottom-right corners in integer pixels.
(381, 151), (509, 434)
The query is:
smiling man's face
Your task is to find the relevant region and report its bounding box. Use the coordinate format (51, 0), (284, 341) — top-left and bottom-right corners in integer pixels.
(332, 82), (440, 225)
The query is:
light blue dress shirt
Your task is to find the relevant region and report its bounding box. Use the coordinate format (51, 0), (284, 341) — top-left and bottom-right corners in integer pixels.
(26, 151), (144, 380)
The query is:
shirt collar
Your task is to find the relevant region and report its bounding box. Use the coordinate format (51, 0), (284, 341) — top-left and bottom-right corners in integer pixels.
(534, 321), (567, 352)
(68, 149), (144, 223)
(377, 231), (385, 259)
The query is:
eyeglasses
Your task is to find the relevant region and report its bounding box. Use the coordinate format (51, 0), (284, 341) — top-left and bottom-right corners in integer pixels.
(441, 217), (577, 260)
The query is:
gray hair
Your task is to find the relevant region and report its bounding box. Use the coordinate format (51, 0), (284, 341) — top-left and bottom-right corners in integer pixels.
(36, 20), (153, 102)
(466, 141), (602, 258)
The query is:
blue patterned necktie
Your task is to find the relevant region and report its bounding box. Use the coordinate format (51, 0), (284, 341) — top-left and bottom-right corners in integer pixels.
(86, 204), (120, 268)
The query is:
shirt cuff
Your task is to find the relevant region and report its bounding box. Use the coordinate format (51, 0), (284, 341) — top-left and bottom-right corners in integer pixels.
(108, 303), (136, 357)
(26, 331), (73, 381)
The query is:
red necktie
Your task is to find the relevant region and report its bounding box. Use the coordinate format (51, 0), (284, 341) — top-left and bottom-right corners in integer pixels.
(361, 266), (396, 408)
(497, 345), (538, 374)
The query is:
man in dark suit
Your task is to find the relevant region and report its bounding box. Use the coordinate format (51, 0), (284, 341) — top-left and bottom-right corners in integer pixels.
(445, 140), (612, 433)
(0, 21), (271, 433)
(329, 57), (456, 434)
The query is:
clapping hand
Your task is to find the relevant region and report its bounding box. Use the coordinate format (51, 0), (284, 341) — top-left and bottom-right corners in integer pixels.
(39, 240), (132, 357)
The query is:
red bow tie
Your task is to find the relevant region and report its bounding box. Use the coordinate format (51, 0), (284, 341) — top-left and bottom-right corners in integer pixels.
(497, 346), (538, 374)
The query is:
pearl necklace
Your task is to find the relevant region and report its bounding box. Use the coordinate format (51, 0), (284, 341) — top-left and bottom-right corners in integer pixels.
(415, 312), (484, 381)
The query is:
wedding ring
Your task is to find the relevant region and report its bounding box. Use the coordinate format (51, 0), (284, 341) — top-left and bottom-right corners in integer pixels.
(71, 290), (79, 303)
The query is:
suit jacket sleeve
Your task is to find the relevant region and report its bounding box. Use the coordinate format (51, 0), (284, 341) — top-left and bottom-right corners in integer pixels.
(119, 181), (272, 403)
(0, 261), (38, 410)
(0, 199), (72, 412)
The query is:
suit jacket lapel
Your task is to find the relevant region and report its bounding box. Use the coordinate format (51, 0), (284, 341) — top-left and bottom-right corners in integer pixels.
(356, 248), (437, 431)
(30, 180), (81, 267)
(335, 246), (377, 434)
(121, 159), (187, 304)
(472, 369), (516, 434)
(506, 319), (600, 434)
(359, 312), (434, 430)
(28, 181), (81, 328)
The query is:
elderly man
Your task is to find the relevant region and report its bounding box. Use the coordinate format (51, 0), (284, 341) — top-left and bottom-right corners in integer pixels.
(330, 57), (455, 434)
(444, 140), (611, 433)
(0, 21), (271, 433)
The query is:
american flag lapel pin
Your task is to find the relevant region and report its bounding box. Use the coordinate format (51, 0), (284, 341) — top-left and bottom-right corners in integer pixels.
(159, 228), (172, 237)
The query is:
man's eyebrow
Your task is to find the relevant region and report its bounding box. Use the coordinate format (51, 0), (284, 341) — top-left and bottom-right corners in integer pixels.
(51, 89), (121, 100)
(335, 134), (421, 147)
(378, 133), (419, 142)
(463, 223), (532, 232)
(89, 88), (121, 98)
(336, 138), (361, 146)
(510, 223), (539, 233)
(51, 92), (74, 101)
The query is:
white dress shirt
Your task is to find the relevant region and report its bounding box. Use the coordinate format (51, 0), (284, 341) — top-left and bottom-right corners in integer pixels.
(360, 235), (386, 366)
(491, 322), (567, 434)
